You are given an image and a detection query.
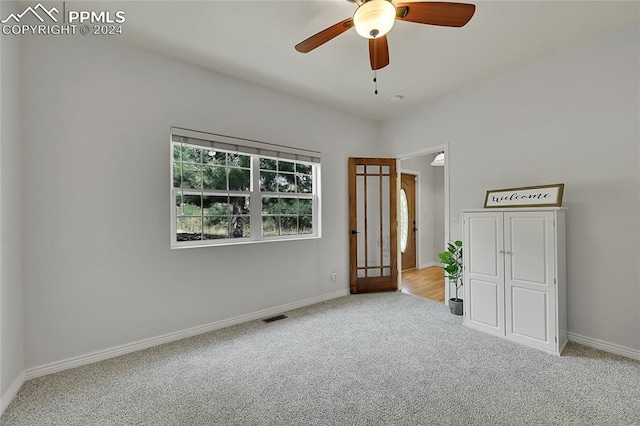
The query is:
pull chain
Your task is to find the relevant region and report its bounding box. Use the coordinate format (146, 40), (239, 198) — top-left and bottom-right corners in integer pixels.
(373, 70), (378, 95)
(373, 36), (379, 95)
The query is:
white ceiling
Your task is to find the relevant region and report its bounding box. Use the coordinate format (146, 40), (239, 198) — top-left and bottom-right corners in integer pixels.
(96, 1), (639, 121)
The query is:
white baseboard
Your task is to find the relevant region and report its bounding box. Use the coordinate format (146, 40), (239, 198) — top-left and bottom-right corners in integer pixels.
(25, 289), (349, 381)
(1, 371), (25, 416)
(567, 332), (640, 361)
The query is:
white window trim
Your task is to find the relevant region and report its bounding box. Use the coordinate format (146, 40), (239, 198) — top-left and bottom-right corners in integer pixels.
(170, 127), (322, 249)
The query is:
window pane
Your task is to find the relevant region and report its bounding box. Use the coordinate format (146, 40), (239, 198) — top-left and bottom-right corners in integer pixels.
(203, 216), (228, 239)
(180, 194), (202, 216)
(173, 145), (181, 162)
(182, 146), (202, 163)
(260, 158), (277, 170)
(228, 153), (250, 168)
(382, 175), (390, 267)
(260, 171), (278, 192)
(366, 175), (381, 267)
(300, 216), (313, 234)
(173, 163), (181, 188)
(229, 196), (250, 214)
(228, 168), (250, 191)
(175, 193), (183, 216)
(262, 197), (280, 215)
(356, 175), (365, 268)
(202, 195), (229, 215)
(203, 150), (226, 166)
(177, 217), (202, 241)
(202, 166), (227, 191)
(296, 163), (312, 174)
(280, 216), (298, 235)
(280, 198), (298, 214)
(298, 199), (312, 215)
(400, 189), (408, 253)
(278, 173), (296, 193)
(181, 164), (202, 189)
(262, 216), (278, 236)
(297, 174), (312, 193)
(229, 216), (250, 238)
(278, 160), (295, 173)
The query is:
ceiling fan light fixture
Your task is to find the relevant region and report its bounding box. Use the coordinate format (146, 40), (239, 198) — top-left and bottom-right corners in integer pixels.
(353, 0), (396, 39)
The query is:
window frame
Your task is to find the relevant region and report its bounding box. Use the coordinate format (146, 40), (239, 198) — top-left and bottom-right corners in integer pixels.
(170, 128), (322, 249)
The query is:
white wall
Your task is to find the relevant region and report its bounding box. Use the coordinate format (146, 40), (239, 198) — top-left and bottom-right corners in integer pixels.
(400, 155), (445, 268)
(8, 5), (639, 388)
(380, 25), (640, 352)
(0, 0), (25, 409)
(20, 34), (379, 369)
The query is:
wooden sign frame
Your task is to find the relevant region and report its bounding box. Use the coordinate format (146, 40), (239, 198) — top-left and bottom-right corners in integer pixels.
(484, 183), (564, 208)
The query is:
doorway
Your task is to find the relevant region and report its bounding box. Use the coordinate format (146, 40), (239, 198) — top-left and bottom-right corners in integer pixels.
(401, 267), (445, 303)
(398, 148), (448, 304)
(400, 173), (417, 271)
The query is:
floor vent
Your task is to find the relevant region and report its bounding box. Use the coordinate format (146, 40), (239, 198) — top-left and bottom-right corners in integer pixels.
(262, 314), (288, 323)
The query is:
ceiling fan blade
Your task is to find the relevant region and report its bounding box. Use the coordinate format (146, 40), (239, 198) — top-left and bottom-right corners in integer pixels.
(395, 2), (475, 27)
(369, 36), (390, 70)
(295, 18), (354, 53)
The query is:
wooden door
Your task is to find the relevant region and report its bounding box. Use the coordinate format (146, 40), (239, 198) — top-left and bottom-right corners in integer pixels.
(504, 211), (557, 352)
(400, 173), (417, 270)
(463, 211), (505, 336)
(348, 158), (397, 294)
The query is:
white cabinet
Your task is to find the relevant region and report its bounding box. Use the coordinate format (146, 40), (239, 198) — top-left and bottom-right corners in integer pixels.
(461, 208), (567, 355)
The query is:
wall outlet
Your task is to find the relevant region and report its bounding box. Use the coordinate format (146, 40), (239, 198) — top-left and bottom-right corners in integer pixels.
(330, 272), (338, 281)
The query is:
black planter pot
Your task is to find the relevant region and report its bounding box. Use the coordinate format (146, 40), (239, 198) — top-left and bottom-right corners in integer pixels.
(449, 298), (463, 316)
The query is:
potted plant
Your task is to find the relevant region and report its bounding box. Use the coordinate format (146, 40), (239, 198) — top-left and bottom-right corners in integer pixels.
(438, 240), (464, 315)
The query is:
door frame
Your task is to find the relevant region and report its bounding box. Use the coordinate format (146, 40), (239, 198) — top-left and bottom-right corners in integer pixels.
(397, 143), (451, 304)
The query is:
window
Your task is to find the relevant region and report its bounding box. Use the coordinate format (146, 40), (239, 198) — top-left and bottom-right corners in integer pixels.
(399, 189), (408, 253)
(260, 158), (314, 237)
(171, 128), (321, 248)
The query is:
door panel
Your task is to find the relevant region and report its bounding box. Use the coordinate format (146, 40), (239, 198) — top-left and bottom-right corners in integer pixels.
(468, 217), (500, 277)
(464, 212), (504, 335)
(349, 158), (397, 293)
(469, 279), (500, 327)
(510, 287), (548, 342)
(400, 173), (417, 270)
(509, 217), (548, 284)
(504, 212), (556, 351)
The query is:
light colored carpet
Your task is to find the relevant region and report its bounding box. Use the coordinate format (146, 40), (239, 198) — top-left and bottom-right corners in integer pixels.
(2, 293), (639, 425)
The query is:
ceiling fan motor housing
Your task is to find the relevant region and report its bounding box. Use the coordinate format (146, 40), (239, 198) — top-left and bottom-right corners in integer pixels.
(353, 0), (396, 39)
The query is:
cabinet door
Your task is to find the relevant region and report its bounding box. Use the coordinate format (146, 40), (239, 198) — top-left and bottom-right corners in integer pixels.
(463, 212), (505, 336)
(504, 212), (557, 352)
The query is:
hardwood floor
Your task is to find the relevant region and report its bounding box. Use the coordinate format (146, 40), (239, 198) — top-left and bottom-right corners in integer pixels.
(401, 266), (445, 303)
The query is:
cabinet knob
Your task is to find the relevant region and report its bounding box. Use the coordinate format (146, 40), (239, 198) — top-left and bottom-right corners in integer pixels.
(499, 250), (504, 254)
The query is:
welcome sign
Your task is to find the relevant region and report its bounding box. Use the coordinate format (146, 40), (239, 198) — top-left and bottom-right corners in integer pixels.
(484, 183), (564, 208)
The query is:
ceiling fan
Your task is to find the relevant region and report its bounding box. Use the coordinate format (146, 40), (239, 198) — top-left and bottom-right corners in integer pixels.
(295, 0), (476, 70)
